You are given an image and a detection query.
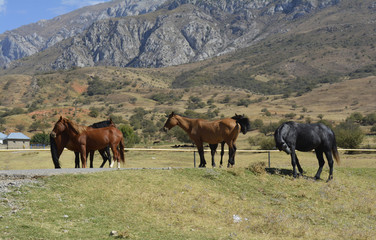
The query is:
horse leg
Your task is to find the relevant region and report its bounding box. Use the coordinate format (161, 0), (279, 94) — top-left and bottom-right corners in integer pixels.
(74, 152), (80, 168)
(110, 144), (120, 169)
(295, 153), (304, 175)
(89, 151), (94, 168)
(209, 144), (218, 168)
(106, 146), (112, 168)
(227, 142), (237, 168)
(314, 150), (325, 180)
(220, 142), (225, 168)
(80, 148), (87, 168)
(290, 147), (299, 178)
(197, 144), (206, 168)
(99, 149), (107, 168)
(324, 150), (334, 182)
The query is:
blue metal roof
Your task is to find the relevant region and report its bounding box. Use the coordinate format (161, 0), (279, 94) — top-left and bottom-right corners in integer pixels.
(5, 133), (31, 140)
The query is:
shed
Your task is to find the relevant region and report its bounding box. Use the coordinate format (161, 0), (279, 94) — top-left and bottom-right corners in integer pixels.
(4, 133), (31, 149)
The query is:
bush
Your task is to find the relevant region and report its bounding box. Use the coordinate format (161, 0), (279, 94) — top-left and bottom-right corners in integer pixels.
(248, 135), (275, 150)
(31, 133), (50, 145)
(334, 120), (364, 149)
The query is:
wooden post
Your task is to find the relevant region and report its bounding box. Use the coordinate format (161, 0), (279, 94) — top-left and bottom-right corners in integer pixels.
(268, 151), (271, 168)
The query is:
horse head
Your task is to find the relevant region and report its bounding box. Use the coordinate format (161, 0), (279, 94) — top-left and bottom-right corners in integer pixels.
(163, 112), (178, 132)
(50, 116), (67, 138)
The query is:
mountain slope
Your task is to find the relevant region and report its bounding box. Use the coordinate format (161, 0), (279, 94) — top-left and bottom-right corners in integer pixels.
(2, 0), (343, 72)
(0, 0), (166, 68)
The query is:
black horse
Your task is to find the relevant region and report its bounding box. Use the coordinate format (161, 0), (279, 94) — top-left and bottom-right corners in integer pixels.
(209, 114), (252, 167)
(50, 119), (113, 168)
(274, 121), (340, 182)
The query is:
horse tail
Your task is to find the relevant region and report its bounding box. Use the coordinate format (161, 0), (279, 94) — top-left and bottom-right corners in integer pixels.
(119, 137), (125, 164)
(332, 137), (341, 165)
(50, 135), (61, 168)
(274, 123), (292, 154)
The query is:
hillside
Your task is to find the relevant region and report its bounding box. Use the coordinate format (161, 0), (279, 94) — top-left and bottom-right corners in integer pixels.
(0, 64), (375, 140)
(0, 0), (375, 144)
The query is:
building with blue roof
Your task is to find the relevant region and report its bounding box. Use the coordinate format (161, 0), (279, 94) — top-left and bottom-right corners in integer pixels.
(4, 132), (31, 149)
(0, 132), (6, 145)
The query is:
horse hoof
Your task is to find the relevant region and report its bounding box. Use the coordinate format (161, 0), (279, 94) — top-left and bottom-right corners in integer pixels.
(326, 175), (333, 182)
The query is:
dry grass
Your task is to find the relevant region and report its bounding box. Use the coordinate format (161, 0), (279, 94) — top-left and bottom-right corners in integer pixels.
(1, 166), (376, 239)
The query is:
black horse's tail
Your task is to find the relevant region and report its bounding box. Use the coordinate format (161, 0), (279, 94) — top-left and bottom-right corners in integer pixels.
(50, 135), (61, 169)
(231, 114), (251, 134)
(332, 137), (341, 165)
(274, 123), (292, 154)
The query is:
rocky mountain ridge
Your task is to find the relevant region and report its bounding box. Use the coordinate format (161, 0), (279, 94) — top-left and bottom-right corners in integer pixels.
(1, 0), (341, 71)
(0, 0), (166, 68)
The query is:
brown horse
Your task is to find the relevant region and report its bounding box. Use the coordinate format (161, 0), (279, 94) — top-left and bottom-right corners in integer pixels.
(163, 112), (250, 168)
(50, 116), (125, 168)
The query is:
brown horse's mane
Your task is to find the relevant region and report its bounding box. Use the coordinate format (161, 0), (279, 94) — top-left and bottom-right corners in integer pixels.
(64, 118), (88, 134)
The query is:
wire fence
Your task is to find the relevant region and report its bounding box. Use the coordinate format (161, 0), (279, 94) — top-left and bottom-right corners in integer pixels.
(0, 147), (375, 168)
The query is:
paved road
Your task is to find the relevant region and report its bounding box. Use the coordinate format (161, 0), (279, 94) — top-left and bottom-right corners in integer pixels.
(0, 167), (175, 179)
(0, 168), (119, 179)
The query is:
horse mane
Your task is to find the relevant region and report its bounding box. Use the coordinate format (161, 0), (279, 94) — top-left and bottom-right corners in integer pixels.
(231, 114), (251, 134)
(89, 119), (113, 128)
(65, 118), (88, 134)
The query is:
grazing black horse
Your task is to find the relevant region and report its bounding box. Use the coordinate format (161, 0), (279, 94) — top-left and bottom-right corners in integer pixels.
(274, 121), (340, 182)
(50, 119), (113, 168)
(209, 114), (252, 167)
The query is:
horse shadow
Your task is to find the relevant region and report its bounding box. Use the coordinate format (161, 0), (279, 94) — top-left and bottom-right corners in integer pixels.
(265, 168), (319, 181)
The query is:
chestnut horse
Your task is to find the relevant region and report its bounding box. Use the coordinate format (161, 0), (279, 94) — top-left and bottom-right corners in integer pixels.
(50, 116), (125, 168)
(163, 112), (250, 168)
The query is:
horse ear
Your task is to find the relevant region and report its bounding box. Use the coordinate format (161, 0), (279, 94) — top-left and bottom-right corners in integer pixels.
(59, 116), (63, 120)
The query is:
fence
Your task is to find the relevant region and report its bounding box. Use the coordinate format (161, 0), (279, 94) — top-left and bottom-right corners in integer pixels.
(0, 148), (375, 168)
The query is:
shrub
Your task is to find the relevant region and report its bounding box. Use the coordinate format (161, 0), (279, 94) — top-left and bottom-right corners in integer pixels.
(334, 120), (364, 149)
(118, 124), (140, 148)
(248, 135), (275, 150)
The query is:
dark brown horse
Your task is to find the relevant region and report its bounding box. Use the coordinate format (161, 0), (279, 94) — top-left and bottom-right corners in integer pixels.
(163, 112), (250, 168)
(50, 116), (125, 168)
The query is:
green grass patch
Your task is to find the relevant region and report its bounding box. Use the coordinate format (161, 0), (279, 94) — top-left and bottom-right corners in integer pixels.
(1, 167), (376, 239)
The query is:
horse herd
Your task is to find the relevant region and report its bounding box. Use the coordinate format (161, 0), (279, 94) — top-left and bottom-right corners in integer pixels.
(50, 112), (340, 182)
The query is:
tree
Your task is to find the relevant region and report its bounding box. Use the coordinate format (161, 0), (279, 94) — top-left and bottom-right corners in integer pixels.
(31, 133), (50, 145)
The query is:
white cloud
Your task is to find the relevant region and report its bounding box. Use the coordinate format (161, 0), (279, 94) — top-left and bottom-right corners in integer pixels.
(61, 0), (110, 8)
(0, 0), (6, 14)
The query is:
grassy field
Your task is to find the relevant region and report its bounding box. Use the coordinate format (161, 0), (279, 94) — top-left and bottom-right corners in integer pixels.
(1, 160), (376, 239)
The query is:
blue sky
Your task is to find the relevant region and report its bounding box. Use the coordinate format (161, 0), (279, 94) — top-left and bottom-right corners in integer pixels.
(0, 0), (111, 34)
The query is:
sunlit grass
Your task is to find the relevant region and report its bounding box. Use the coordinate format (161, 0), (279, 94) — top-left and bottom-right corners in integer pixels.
(1, 167), (376, 239)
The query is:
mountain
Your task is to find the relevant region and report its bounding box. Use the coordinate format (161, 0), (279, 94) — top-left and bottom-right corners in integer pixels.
(0, 0), (166, 68)
(1, 0), (376, 96)
(2, 0), (343, 71)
